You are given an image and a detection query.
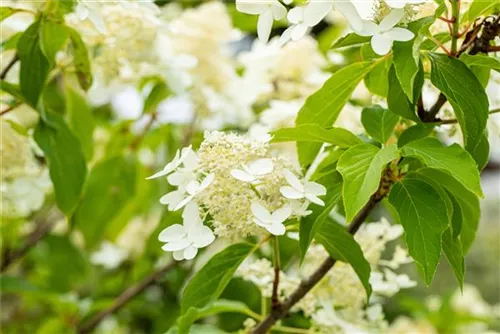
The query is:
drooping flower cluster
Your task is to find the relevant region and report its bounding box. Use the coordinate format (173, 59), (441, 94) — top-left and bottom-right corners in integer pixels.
(238, 218), (416, 333)
(237, 0), (433, 55)
(149, 131), (327, 260)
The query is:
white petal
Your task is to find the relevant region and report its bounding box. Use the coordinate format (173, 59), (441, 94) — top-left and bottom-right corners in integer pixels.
(386, 27), (415, 42)
(291, 24), (308, 41)
(305, 194), (325, 206)
(253, 218), (270, 228)
(258, 9), (274, 43)
(172, 250), (185, 261)
(267, 223), (286, 236)
(251, 202), (273, 222)
(189, 225), (215, 248)
(162, 238), (190, 251)
(334, 2), (364, 32)
(182, 149), (199, 170)
(185, 180), (200, 195)
(146, 168), (170, 180)
(236, 1), (266, 15)
(183, 246), (198, 260)
(379, 8), (404, 31)
(231, 169), (256, 182)
(278, 26), (294, 46)
(87, 8), (108, 34)
(182, 201), (202, 230)
(199, 173), (214, 191)
(75, 3), (89, 20)
(271, 206), (292, 224)
(304, 2), (333, 26)
(159, 190), (184, 210)
(356, 21), (378, 36)
(304, 182), (327, 196)
(271, 1), (287, 20)
(167, 171), (184, 186)
(371, 34), (393, 55)
(158, 224), (186, 242)
(283, 170), (304, 192)
(287, 7), (304, 24)
(280, 186), (305, 199)
(248, 158), (274, 176)
(174, 195), (194, 211)
(384, 0), (406, 8)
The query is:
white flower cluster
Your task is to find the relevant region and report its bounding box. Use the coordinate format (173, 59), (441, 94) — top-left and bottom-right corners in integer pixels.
(238, 218), (416, 332)
(149, 131), (327, 260)
(237, 0), (432, 55)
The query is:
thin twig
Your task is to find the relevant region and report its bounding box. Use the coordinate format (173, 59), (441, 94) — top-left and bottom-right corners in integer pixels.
(440, 109), (500, 124)
(0, 103), (21, 116)
(129, 113), (156, 150)
(0, 54), (19, 80)
(77, 261), (176, 334)
(251, 193), (383, 333)
(1, 220), (56, 272)
(271, 237), (281, 311)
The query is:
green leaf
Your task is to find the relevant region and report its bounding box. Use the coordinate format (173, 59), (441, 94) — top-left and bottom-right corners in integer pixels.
(337, 144), (399, 223)
(387, 65), (421, 122)
(143, 79), (170, 113)
(65, 83), (94, 160)
(393, 16), (434, 102)
(465, 0), (500, 22)
(167, 324), (227, 334)
(469, 132), (490, 171)
(428, 53), (489, 162)
(460, 53), (500, 71)
(73, 156), (136, 248)
(299, 172), (343, 261)
(178, 300), (255, 334)
(296, 61), (375, 168)
(361, 105), (400, 143)
(331, 33), (370, 49)
(442, 228), (465, 289)
(181, 243), (254, 314)
(364, 56), (390, 97)
(0, 7), (22, 21)
(1, 31), (21, 52)
(315, 219), (372, 299)
(34, 112), (87, 215)
(39, 20), (69, 66)
(417, 168), (480, 253)
(400, 137), (483, 197)
(388, 176), (449, 284)
(1, 80), (25, 102)
(397, 124), (434, 147)
(17, 19), (50, 107)
(67, 27), (93, 90)
(271, 124), (362, 147)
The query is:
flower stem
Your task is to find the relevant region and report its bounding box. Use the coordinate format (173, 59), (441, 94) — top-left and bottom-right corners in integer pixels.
(271, 236), (281, 311)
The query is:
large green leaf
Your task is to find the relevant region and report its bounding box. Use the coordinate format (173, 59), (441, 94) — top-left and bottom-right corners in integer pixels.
(400, 137), (483, 197)
(295, 61), (375, 168)
(388, 177), (449, 284)
(73, 156), (136, 248)
(393, 16), (434, 102)
(464, 0), (500, 22)
(299, 172), (343, 261)
(442, 228), (465, 289)
(39, 20), (69, 66)
(337, 144), (399, 223)
(459, 53), (500, 71)
(331, 33), (370, 49)
(417, 168), (480, 253)
(397, 124), (434, 147)
(178, 300), (255, 334)
(17, 19), (50, 107)
(65, 83), (94, 160)
(34, 112), (87, 215)
(67, 27), (93, 90)
(181, 243), (254, 313)
(271, 124), (362, 147)
(315, 219), (372, 299)
(0, 7), (22, 21)
(361, 105), (399, 144)
(387, 65), (421, 122)
(428, 53), (489, 163)
(364, 56), (390, 97)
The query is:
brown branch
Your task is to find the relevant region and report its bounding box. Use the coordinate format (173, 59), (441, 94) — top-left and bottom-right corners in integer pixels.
(251, 194), (383, 333)
(488, 45), (500, 52)
(1, 220), (55, 272)
(77, 261), (176, 334)
(0, 54), (19, 80)
(440, 108), (500, 124)
(271, 237), (280, 311)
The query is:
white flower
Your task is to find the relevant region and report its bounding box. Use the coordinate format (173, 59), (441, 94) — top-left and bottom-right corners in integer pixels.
(236, 0), (287, 42)
(90, 241), (128, 270)
(173, 173), (215, 211)
(111, 86), (144, 120)
(75, 1), (108, 34)
(158, 202), (215, 261)
(146, 146), (195, 180)
(231, 158), (274, 183)
(280, 170), (327, 206)
(385, 0), (426, 9)
(356, 9), (415, 55)
(279, 1), (363, 45)
(251, 202), (291, 235)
